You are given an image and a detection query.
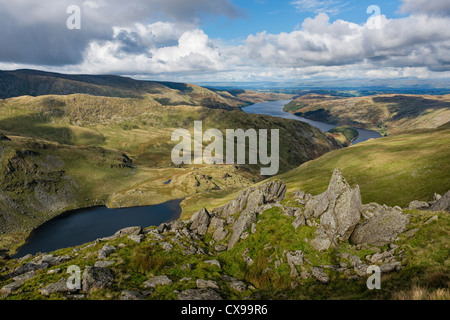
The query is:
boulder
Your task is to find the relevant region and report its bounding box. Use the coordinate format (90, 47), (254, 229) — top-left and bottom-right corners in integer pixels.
(120, 290), (144, 300)
(310, 267), (330, 284)
(196, 279), (219, 290)
(40, 278), (78, 296)
(287, 250), (304, 277)
(430, 190), (450, 212)
(203, 259), (221, 269)
(350, 211), (410, 246)
(143, 275), (173, 289)
(82, 267), (114, 293)
(178, 288), (223, 300)
(128, 234), (145, 244)
(292, 215), (306, 230)
(408, 200), (430, 210)
(115, 226), (142, 237)
(98, 245), (116, 259)
(229, 280), (247, 292)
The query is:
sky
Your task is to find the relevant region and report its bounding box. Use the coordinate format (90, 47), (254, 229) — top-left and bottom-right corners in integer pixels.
(1, 0), (450, 84)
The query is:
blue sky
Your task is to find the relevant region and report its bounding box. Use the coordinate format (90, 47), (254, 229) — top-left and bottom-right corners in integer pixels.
(204, 0), (407, 41)
(0, 0), (450, 83)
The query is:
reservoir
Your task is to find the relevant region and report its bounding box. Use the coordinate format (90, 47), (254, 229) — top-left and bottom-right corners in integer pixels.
(11, 100), (380, 259)
(12, 199), (182, 258)
(242, 100), (382, 144)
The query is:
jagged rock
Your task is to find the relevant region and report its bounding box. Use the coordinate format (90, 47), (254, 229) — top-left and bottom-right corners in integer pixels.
(12, 271), (36, 282)
(221, 181), (287, 250)
(310, 226), (332, 252)
(143, 275), (173, 288)
(197, 279), (219, 290)
(157, 223), (169, 234)
(1, 280), (24, 296)
(120, 290), (144, 300)
(310, 267), (330, 284)
(350, 211), (410, 246)
(287, 250), (304, 277)
(408, 200), (430, 210)
(229, 280), (247, 292)
(115, 226), (142, 237)
(215, 180), (287, 218)
(361, 203), (403, 219)
(424, 215), (439, 225)
(161, 242), (174, 252)
(243, 256), (254, 266)
(82, 267), (114, 293)
(307, 169), (362, 251)
(33, 254), (70, 266)
(203, 260), (221, 269)
(228, 210), (257, 250)
(40, 278), (78, 296)
(178, 288), (223, 300)
(98, 245), (116, 259)
(128, 234), (145, 244)
(402, 228), (420, 239)
(353, 263), (369, 277)
(9, 262), (49, 278)
(430, 190), (450, 212)
(292, 215), (306, 230)
(213, 227), (228, 242)
(190, 208), (211, 235)
(380, 261), (402, 273)
(215, 244), (227, 252)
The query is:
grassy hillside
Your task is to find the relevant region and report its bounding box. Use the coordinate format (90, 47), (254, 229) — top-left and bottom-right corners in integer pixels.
(328, 126), (359, 146)
(0, 92), (339, 253)
(277, 123), (450, 208)
(285, 93), (450, 135)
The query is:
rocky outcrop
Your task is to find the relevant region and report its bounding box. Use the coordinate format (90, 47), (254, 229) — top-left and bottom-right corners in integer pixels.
(189, 208), (212, 235)
(217, 180), (287, 249)
(408, 200), (430, 210)
(349, 211), (410, 246)
(82, 267), (114, 293)
(430, 190), (450, 212)
(143, 275), (173, 289)
(178, 288), (223, 300)
(307, 169), (362, 251)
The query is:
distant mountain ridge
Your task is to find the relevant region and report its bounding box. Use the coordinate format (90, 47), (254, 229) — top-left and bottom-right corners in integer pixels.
(0, 69), (291, 108)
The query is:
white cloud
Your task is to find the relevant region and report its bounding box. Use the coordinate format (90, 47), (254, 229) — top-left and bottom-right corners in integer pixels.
(78, 25), (226, 75)
(401, 0), (450, 16)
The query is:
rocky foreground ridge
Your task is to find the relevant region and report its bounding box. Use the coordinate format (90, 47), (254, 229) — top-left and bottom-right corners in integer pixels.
(0, 169), (448, 300)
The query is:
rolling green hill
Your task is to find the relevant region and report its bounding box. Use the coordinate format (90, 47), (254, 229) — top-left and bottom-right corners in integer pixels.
(277, 123), (450, 208)
(285, 93), (450, 135)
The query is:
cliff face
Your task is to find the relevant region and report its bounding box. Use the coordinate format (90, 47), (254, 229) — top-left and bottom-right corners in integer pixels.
(0, 135), (134, 235)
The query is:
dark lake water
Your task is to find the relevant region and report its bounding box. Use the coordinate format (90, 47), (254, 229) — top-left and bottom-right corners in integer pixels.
(12, 199), (182, 258)
(242, 100), (382, 144)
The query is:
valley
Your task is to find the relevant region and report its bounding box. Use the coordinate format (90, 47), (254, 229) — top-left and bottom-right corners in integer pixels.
(0, 70), (449, 301)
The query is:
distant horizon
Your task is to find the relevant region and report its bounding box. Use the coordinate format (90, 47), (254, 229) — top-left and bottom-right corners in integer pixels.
(3, 68), (450, 93)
